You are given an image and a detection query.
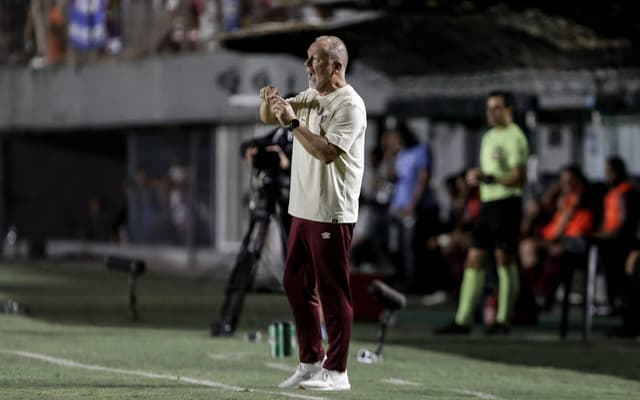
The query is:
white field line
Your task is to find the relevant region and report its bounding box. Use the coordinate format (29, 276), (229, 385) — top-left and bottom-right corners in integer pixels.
(381, 378), (420, 386)
(381, 378), (497, 400)
(453, 389), (498, 400)
(265, 361), (296, 372)
(207, 352), (250, 361)
(208, 355), (295, 376)
(1, 350), (327, 400)
(208, 354), (293, 374)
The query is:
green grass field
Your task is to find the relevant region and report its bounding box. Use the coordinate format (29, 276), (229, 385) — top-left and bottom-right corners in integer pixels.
(1, 261), (639, 400)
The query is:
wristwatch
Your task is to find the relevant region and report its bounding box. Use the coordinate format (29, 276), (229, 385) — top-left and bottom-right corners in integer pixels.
(288, 119), (300, 131)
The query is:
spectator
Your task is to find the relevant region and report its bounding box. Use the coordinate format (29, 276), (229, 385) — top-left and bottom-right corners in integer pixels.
(126, 170), (158, 243)
(240, 0), (289, 27)
(167, 160), (190, 242)
(592, 156), (640, 313)
(448, 169), (482, 235)
(384, 121), (435, 292)
(520, 174), (559, 239)
(369, 132), (397, 208)
(69, 0), (107, 55)
(613, 241), (640, 337)
(105, 0), (123, 55)
(423, 169), (481, 305)
(157, 0), (205, 53)
(350, 134), (396, 272)
(185, 0), (204, 51)
(520, 165), (594, 309)
(46, 0), (67, 64)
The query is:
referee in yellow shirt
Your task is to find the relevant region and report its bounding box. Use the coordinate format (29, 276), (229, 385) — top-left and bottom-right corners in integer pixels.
(435, 90), (529, 335)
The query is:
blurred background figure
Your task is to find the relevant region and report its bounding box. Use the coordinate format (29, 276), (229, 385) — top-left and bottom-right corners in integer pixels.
(350, 128), (397, 274)
(157, 0), (205, 53)
(615, 238), (640, 338)
(519, 165), (594, 311)
(591, 156), (640, 315)
(167, 159), (190, 242)
(435, 90), (528, 335)
(46, 0), (67, 64)
(104, 0), (124, 55)
(69, 0), (107, 60)
(423, 168), (481, 306)
(126, 170), (159, 244)
(384, 121), (437, 293)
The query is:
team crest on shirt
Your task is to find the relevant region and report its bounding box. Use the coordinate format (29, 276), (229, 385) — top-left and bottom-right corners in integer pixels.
(320, 113), (328, 124)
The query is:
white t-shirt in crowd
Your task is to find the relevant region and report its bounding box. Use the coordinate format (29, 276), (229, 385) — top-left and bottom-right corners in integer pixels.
(287, 85), (367, 224)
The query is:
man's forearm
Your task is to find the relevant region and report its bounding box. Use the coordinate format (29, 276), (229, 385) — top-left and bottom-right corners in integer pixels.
(495, 174), (525, 187)
(292, 124), (340, 164)
(483, 166), (526, 188)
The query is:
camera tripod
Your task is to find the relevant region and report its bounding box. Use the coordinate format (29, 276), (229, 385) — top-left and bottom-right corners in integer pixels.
(211, 170), (288, 336)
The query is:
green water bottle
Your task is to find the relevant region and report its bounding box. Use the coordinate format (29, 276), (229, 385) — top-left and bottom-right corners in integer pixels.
(277, 321), (285, 357)
(282, 321), (292, 357)
(268, 322), (278, 357)
(289, 322), (297, 354)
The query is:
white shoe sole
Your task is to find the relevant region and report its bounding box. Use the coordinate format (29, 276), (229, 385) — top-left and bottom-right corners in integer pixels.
(299, 383), (351, 391)
(279, 374), (316, 389)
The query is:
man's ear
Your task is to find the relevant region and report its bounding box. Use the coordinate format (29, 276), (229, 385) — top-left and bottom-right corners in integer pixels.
(334, 61), (343, 73)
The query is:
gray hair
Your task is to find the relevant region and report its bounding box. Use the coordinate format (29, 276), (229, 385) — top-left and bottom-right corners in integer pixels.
(315, 35), (349, 69)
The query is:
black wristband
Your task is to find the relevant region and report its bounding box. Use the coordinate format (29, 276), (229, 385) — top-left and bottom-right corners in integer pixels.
(483, 175), (496, 184)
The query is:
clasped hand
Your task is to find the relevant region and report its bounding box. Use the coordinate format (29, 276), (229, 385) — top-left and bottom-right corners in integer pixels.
(260, 86), (296, 127)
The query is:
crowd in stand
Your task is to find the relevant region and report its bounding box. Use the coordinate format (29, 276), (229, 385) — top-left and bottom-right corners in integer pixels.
(352, 120), (640, 339)
(0, 0), (327, 67)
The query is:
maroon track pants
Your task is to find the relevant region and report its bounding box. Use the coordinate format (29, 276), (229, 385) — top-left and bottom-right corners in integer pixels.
(283, 216), (354, 372)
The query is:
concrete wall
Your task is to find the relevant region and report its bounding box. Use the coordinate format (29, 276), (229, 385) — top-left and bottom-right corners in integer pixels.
(0, 52), (392, 132)
(2, 50), (638, 132)
(0, 52), (306, 130)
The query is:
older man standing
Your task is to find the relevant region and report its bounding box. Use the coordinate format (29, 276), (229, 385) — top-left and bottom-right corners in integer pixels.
(259, 35), (367, 391)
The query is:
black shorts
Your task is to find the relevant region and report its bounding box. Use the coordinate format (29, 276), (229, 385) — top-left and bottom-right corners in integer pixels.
(471, 196), (522, 253)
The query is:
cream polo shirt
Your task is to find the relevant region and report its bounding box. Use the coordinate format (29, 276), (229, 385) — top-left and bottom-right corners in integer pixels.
(287, 85), (367, 224)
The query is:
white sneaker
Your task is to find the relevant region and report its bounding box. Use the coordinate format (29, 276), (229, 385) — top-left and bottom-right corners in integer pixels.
(278, 357), (325, 388)
(299, 368), (351, 391)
